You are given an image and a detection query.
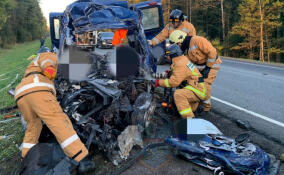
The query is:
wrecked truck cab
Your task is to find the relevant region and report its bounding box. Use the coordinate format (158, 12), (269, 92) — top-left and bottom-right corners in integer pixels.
(50, 0), (165, 74)
(49, 0), (158, 166)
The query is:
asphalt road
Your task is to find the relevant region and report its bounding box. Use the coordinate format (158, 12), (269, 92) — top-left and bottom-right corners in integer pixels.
(157, 58), (284, 144)
(212, 58), (284, 144)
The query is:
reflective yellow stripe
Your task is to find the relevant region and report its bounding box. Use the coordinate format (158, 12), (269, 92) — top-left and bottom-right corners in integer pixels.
(184, 83), (207, 99)
(23, 143), (36, 149)
(164, 79), (170, 88)
(187, 62), (200, 77)
(212, 63), (220, 68)
(179, 107), (192, 116)
(40, 59), (55, 68)
(191, 70), (199, 76)
(188, 45), (198, 52)
(61, 134), (79, 149)
(181, 27), (190, 33)
(153, 37), (160, 44)
(196, 65), (206, 70)
(15, 82), (55, 97)
(33, 54), (40, 66)
(15, 74), (55, 97)
(207, 58), (216, 63)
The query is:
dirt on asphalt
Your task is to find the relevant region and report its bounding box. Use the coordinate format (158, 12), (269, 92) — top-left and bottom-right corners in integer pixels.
(0, 105), (283, 175)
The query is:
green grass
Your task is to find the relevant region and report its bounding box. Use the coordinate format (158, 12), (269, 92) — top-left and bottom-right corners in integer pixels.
(0, 38), (51, 164)
(0, 119), (24, 162)
(0, 38), (51, 109)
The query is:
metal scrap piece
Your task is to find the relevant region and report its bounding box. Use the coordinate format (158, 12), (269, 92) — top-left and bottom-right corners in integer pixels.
(118, 125), (144, 158)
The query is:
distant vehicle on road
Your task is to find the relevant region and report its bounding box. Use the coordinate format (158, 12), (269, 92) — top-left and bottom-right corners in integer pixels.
(96, 32), (114, 49)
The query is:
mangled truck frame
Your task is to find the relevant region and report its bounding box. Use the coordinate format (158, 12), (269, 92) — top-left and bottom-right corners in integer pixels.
(49, 0), (160, 165)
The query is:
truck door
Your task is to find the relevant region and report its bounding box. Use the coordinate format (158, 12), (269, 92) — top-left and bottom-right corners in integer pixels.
(135, 0), (164, 41)
(49, 13), (63, 50)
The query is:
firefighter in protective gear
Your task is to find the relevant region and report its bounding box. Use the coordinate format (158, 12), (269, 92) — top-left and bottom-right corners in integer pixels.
(169, 30), (222, 111)
(15, 50), (88, 162)
(148, 9), (196, 46)
(154, 44), (211, 118)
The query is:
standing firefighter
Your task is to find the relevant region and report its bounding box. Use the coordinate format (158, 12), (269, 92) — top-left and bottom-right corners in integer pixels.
(169, 30), (222, 112)
(148, 9), (196, 46)
(154, 44), (211, 118)
(14, 47), (88, 162)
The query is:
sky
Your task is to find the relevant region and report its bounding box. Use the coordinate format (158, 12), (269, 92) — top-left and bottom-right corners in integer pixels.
(40, 0), (77, 25)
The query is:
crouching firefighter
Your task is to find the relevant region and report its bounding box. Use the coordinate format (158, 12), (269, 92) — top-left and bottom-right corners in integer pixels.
(14, 47), (89, 163)
(153, 44), (211, 118)
(169, 30), (222, 112)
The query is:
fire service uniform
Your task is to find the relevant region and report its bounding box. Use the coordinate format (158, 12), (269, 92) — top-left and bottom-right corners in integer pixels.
(149, 9), (196, 46)
(15, 51), (88, 162)
(155, 44), (210, 118)
(169, 30), (222, 111)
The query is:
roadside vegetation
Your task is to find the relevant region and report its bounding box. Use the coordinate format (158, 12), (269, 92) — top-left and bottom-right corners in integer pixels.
(0, 38), (51, 110)
(0, 38), (51, 165)
(0, 0), (47, 48)
(146, 0), (284, 62)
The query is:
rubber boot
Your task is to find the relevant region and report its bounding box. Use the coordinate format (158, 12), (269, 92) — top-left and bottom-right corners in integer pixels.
(77, 156), (96, 174)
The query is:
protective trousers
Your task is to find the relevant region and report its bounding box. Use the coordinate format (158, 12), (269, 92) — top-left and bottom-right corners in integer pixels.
(174, 89), (200, 118)
(17, 91), (88, 162)
(200, 84), (212, 112)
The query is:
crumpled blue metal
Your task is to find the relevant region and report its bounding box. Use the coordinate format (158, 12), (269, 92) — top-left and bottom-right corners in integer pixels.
(166, 136), (270, 175)
(59, 0), (156, 72)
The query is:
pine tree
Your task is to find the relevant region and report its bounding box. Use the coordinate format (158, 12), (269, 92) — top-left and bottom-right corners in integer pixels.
(0, 0), (47, 48)
(230, 0), (283, 61)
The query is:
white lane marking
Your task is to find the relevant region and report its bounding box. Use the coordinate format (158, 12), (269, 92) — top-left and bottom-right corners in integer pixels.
(212, 96), (284, 128)
(222, 58), (284, 70)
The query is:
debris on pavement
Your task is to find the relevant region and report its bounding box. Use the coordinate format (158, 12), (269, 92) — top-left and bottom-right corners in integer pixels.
(167, 119), (272, 175)
(236, 119), (251, 130)
(118, 125), (143, 158)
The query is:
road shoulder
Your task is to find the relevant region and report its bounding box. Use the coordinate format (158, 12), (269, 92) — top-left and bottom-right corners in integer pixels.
(221, 56), (284, 68)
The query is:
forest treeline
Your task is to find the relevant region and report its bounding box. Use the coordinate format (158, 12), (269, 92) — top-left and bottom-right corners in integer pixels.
(131, 0), (284, 62)
(169, 0), (284, 62)
(0, 0), (46, 48)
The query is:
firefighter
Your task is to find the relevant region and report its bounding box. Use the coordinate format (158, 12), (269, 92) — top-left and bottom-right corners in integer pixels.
(169, 30), (222, 112)
(148, 9), (196, 46)
(14, 47), (89, 163)
(154, 44), (211, 118)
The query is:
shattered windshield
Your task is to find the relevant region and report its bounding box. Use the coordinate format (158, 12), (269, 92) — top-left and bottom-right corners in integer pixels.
(141, 7), (160, 30)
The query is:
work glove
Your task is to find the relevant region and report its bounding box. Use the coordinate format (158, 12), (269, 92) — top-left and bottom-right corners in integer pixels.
(147, 40), (153, 46)
(151, 80), (160, 88)
(152, 70), (170, 79)
(163, 70), (171, 78)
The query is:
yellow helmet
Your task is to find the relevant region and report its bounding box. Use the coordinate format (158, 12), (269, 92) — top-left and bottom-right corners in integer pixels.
(169, 30), (187, 44)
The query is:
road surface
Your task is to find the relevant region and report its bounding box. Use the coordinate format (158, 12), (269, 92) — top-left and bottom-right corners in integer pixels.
(158, 58), (284, 144)
(212, 58), (284, 144)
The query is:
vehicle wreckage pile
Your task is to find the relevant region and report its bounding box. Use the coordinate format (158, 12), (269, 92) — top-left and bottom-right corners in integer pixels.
(55, 51), (155, 165)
